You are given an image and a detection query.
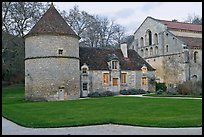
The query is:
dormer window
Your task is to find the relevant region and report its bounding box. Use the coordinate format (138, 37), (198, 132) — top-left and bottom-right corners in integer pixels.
(112, 60), (118, 70)
(82, 68), (87, 74)
(141, 65), (148, 74)
(81, 63), (89, 75)
(108, 54), (119, 70)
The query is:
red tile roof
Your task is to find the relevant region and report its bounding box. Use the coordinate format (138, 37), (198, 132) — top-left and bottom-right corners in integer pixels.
(158, 19), (202, 32)
(79, 47), (155, 71)
(177, 36), (202, 49)
(25, 4), (79, 38)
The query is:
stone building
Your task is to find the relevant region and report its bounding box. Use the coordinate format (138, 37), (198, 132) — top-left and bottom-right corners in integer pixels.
(130, 16), (202, 89)
(24, 4), (80, 101)
(79, 44), (155, 97)
(24, 4), (156, 101)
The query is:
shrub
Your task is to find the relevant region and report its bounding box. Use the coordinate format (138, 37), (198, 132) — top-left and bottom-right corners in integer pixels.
(88, 92), (100, 97)
(127, 88), (137, 95)
(136, 89), (147, 94)
(156, 82), (167, 92)
(120, 89), (128, 95)
(2, 81), (10, 87)
(156, 89), (163, 95)
(88, 91), (114, 97)
(177, 80), (202, 96)
(120, 89), (147, 95)
(100, 91), (114, 96)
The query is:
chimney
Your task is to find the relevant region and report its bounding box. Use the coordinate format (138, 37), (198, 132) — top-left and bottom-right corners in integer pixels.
(120, 43), (128, 58)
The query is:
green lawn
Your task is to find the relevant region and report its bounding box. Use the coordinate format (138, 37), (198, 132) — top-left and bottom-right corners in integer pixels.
(2, 85), (202, 128)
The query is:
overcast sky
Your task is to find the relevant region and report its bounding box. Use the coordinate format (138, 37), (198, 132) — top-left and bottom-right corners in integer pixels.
(54, 2), (202, 35)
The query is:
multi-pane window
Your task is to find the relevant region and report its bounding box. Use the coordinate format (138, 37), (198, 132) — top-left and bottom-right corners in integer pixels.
(83, 83), (88, 90)
(112, 78), (118, 86)
(103, 73), (109, 85)
(141, 77), (148, 85)
(112, 61), (118, 69)
(121, 73), (127, 84)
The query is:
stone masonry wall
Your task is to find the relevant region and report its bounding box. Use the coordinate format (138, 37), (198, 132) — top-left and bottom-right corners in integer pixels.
(85, 70), (155, 94)
(25, 35), (80, 101)
(132, 17), (202, 88)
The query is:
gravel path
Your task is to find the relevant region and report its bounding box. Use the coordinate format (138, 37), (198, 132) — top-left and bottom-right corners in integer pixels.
(2, 117), (202, 135)
(118, 94), (202, 99)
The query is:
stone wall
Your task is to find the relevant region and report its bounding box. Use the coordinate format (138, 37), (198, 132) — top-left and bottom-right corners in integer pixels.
(25, 35), (80, 101)
(189, 49), (202, 81)
(25, 35), (79, 58)
(132, 17), (202, 88)
(80, 70), (155, 96)
(146, 57), (165, 82)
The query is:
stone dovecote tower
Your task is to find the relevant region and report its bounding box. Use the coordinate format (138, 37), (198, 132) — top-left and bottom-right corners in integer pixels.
(24, 4), (80, 101)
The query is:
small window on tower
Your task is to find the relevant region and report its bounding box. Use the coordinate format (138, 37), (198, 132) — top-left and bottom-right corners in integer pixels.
(58, 49), (63, 55)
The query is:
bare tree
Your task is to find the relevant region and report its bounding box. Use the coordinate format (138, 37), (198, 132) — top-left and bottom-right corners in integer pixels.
(62, 5), (93, 36)
(61, 5), (126, 48)
(184, 14), (202, 25)
(2, 2), (49, 37)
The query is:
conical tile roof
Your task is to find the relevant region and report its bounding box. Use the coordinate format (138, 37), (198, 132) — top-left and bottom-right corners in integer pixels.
(25, 4), (79, 38)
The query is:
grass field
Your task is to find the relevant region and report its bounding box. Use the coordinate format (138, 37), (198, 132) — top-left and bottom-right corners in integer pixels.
(2, 85), (202, 128)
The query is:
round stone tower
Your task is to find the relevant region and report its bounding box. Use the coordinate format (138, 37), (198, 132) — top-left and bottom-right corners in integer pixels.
(24, 4), (80, 101)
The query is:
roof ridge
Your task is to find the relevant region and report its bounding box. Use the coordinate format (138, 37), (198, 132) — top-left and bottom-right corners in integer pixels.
(157, 19), (202, 26)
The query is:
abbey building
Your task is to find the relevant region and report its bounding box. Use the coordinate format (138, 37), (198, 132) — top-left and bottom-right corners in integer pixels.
(130, 16), (202, 89)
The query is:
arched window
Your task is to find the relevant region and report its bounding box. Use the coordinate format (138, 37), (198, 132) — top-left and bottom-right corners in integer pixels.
(155, 46), (158, 55)
(192, 75), (198, 81)
(145, 48), (148, 57)
(81, 63), (89, 75)
(150, 47), (153, 56)
(194, 51), (198, 63)
(141, 49), (144, 57)
(145, 30), (152, 46)
(166, 45), (169, 52)
(154, 33), (158, 45)
(141, 65), (148, 74)
(140, 37), (144, 47)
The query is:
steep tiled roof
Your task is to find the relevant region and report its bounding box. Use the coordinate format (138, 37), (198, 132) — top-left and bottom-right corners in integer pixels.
(177, 36), (202, 49)
(25, 4), (79, 38)
(79, 47), (155, 71)
(158, 19), (202, 32)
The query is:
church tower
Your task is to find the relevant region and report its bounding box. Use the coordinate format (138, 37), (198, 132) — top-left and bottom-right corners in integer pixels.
(24, 4), (80, 101)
